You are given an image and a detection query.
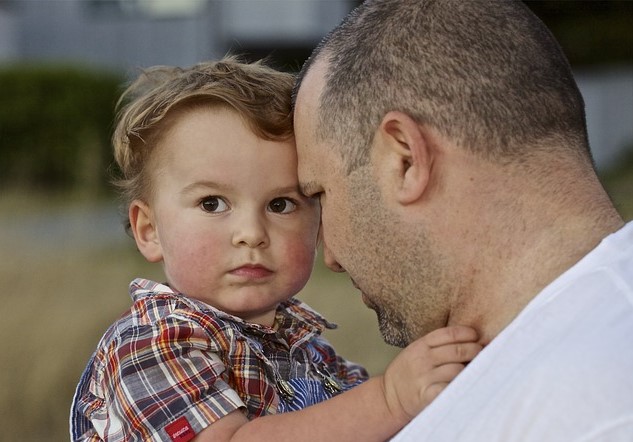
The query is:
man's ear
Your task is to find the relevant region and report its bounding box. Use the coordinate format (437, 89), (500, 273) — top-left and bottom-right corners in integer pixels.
(378, 111), (432, 205)
(129, 200), (163, 263)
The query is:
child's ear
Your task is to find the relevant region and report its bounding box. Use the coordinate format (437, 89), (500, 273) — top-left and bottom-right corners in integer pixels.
(377, 111), (433, 205)
(129, 200), (163, 263)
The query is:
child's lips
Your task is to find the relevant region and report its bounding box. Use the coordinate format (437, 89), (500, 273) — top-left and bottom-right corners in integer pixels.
(230, 264), (273, 279)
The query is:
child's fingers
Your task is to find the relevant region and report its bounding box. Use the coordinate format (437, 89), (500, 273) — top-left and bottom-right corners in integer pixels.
(420, 363), (467, 403)
(426, 362), (467, 384)
(420, 325), (480, 348)
(429, 341), (483, 365)
(421, 381), (450, 405)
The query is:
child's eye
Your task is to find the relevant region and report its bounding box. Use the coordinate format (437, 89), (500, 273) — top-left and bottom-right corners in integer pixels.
(200, 196), (229, 213)
(268, 198), (296, 214)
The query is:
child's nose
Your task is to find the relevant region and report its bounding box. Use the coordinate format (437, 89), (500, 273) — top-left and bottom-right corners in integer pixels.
(231, 212), (269, 248)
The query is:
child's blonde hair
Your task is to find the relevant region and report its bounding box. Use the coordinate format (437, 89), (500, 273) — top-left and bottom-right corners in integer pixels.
(112, 56), (295, 232)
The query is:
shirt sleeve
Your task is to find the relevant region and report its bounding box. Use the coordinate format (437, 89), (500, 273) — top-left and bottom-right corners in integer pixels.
(88, 313), (245, 441)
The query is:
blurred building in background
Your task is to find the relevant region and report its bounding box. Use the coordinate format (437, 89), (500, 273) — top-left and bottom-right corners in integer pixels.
(0, 0), (353, 71)
(0, 0), (631, 170)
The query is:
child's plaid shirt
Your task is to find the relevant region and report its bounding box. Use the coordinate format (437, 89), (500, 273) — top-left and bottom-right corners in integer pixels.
(70, 278), (368, 441)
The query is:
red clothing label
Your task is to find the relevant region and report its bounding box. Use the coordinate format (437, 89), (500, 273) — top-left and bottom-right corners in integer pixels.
(165, 416), (195, 442)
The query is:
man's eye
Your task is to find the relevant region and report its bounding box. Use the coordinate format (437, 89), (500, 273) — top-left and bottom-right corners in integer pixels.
(200, 196), (229, 213)
(268, 198), (296, 214)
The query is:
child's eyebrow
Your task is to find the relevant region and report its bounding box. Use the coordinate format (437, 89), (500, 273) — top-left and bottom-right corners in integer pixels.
(275, 185), (303, 195)
(181, 180), (232, 195)
(181, 182), (302, 196)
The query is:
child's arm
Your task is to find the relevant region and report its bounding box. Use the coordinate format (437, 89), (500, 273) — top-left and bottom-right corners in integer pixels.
(194, 325), (482, 442)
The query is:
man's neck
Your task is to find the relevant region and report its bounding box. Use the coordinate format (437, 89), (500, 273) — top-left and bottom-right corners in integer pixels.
(442, 154), (624, 345)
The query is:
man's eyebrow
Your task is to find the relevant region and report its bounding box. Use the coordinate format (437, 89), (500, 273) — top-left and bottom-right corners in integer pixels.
(299, 181), (319, 196)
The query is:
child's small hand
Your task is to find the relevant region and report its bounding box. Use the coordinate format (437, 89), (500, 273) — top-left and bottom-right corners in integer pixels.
(381, 325), (482, 426)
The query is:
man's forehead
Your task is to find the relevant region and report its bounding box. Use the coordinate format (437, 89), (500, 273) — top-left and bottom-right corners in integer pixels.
(295, 59), (328, 116)
(294, 59), (334, 195)
(296, 145), (320, 192)
(294, 64), (323, 152)
(296, 136), (328, 198)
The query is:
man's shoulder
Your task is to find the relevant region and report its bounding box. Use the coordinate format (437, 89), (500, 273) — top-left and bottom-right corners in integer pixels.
(391, 275), (633, 441)
(392, 326), (633, 441)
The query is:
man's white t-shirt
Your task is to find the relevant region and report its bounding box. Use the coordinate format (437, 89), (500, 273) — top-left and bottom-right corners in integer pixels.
(392, 222), (633, 441)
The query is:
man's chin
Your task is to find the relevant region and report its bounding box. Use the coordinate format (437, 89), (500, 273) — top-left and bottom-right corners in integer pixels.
(359, 291), (411, 347)
(375, 310), (410, 348)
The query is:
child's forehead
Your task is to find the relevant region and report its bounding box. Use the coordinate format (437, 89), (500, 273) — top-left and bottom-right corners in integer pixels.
(150, 105), (246, 158)
(169, 105), (295, 149)
(165, 104), (256, 136)
(163, 102), (235, 127)
(154, 106), (298, 177)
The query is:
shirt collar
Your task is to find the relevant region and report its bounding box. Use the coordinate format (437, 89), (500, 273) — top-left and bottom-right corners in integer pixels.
(129, 278), (337, 335)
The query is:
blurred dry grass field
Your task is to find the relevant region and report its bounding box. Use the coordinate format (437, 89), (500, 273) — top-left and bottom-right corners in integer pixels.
(0, 157), (630, 441)
(0, 194), (398, 441)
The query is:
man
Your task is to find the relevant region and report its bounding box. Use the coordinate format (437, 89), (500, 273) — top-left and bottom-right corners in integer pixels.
(292, 0), (633, 440)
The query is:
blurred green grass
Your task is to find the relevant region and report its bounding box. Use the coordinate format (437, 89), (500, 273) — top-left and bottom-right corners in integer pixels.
(0, 153), (630, 441)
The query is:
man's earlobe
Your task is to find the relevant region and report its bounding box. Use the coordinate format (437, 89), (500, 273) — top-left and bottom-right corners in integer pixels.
(379, 111), (431, 205)
(129, 200), (163, 263)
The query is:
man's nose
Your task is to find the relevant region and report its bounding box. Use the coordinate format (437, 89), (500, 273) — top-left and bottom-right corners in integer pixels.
(323, 242), (345, 273)
(232, 213), (269, 248)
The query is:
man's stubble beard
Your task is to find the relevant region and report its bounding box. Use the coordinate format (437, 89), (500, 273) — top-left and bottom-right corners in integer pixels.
(347, 171), (453, 347)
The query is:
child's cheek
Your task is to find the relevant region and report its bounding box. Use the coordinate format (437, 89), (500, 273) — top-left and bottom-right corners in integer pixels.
(170, 242), (223, 291)
(284, 240), (317, 285)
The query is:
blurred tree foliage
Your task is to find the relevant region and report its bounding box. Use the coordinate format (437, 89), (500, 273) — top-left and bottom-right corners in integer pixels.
(0, 65), (122, 193)
(525, 1), (633, 67)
